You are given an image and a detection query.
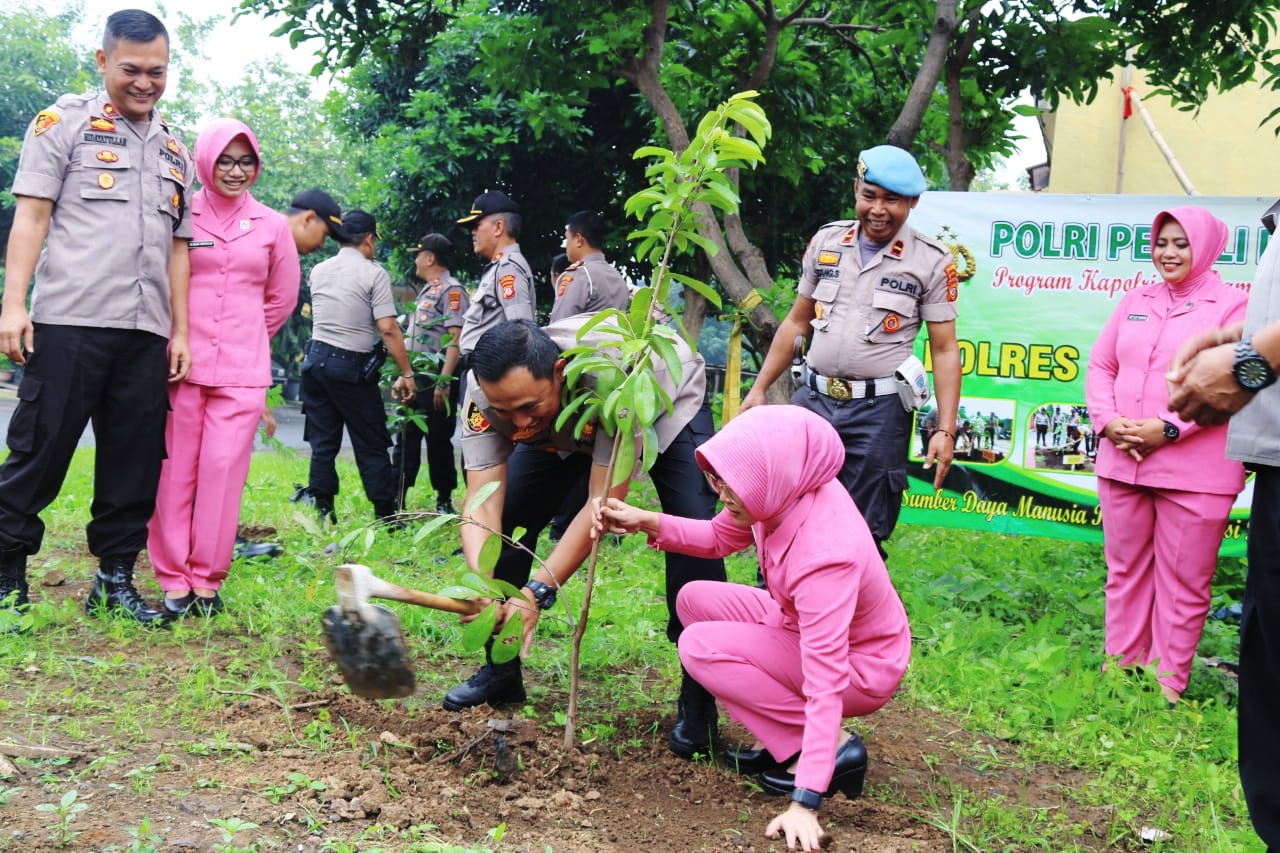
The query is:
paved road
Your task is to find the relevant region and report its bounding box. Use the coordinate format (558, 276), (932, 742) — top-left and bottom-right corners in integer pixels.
(0, 390), (338, 453)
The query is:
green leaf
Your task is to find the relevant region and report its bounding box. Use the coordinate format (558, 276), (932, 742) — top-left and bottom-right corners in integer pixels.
(669, 272), (723, 309)
(412, 514), (454, 544)
(460, 605), (497, 652)
(612, 434), (636, 487)
(648, 332), (683, 383)
(477, 533), (504, 574)
(491, 616), (524, 663)
(465, 480), (501, 515)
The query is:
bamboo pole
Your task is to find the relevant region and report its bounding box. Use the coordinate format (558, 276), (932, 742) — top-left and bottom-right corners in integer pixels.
(1126, 83), (1200, 195)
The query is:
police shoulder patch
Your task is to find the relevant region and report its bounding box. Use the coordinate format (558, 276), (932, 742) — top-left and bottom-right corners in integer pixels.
(465, 400), (491, 433)
(33, 110), (60, 136)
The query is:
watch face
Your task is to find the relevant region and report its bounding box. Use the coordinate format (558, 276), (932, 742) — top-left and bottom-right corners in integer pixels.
(1237, 357), (1273, 390)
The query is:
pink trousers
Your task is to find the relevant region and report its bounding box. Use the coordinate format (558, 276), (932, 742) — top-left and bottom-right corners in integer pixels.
(147, 382), (264, 592)
(1098, 478), (1235, 693)
(676, 580), (890, 761)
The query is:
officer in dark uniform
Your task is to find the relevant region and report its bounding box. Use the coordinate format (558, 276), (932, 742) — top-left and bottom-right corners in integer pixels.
(742, 146), (961, 555)
(0, 10), (192, 624)
(295, 211), (417, 523)
(392, 233), (469, 513)
(456, 190), (536, 364)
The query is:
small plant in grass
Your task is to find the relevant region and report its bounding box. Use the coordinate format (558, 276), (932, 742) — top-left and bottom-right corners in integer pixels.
(0, 784), (20, 804)
(35, 788), (88, 847)
(119, 817), (164, 853)
(259, 771), (326, 804)
(208, 816), (259, 852)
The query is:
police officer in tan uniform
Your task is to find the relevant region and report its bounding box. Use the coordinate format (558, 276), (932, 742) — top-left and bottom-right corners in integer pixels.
(743, 145), (961, 554)
(444, 318), (726, 761)
(456, 191), (536, 359)
(0, 10), (193, 624)
(392, 233), (469, 513)
(295, 211), (416, 524)
(550, 210), (632, 322)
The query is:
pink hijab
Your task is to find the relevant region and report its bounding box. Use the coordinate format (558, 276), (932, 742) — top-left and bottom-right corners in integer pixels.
(695, 405), (843, 531)
(1150, 205), (1228, 294)
(193, 117), (263, 221)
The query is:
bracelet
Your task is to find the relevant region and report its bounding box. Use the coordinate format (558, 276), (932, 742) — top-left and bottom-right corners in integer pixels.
(400, 372), (414, 379)
(935, 429), (954, 440)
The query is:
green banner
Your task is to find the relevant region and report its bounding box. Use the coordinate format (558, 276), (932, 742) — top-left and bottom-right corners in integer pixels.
(902, 193), (1272, 556)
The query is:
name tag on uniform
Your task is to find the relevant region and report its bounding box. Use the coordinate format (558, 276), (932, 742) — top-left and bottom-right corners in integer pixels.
(1126, 313), (1149, 321)
(188, 240), (215, 248)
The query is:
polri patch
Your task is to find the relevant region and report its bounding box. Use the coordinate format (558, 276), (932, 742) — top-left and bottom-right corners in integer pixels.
(500, 274), (517, 299)
(557, 273), (572, 297)
(448, 290), (462, 311)
(466, 400), (491, 433)
(33, 111), (59, 136)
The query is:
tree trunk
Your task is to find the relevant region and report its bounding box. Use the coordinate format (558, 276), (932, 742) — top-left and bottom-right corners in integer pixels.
(886, 0), (958, 150)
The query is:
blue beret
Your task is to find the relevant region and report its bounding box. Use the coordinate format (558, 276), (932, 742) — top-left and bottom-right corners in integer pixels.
(857, 145), (926, 197)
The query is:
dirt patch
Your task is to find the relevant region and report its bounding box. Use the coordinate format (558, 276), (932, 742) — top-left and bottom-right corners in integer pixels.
(0, 572), (1115, 852)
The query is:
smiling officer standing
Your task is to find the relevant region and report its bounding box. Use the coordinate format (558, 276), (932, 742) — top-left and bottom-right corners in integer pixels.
(0, 9), (193, 624)
(742, 145), (961, 556)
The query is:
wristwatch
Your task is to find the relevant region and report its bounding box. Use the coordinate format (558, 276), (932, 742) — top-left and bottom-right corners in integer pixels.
(791, 787), (822, 811)
(523, 578), (557, 610)
(1233, 338), (1278, 391)
(1162, 420), (1180, 442)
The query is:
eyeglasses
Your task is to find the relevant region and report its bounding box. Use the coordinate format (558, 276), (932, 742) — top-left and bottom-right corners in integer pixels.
(703, 469), (726, 494)
(215, 155), (258, 171)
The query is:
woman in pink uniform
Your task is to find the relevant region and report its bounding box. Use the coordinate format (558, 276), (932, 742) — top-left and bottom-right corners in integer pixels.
(1086, 205), (1247, 703)
(594, 405), (910, 852)
(147, 118), (299, 617)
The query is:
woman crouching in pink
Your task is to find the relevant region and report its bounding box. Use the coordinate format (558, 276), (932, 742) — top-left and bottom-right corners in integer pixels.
(593, 405), (910, 851)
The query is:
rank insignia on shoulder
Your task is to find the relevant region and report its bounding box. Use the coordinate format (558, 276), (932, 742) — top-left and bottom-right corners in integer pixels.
(465, 400), (491, 433)
(817, 251), (841, 266)
(889, 240), (905, 258)
(167, 138), (181, 155)
(500, 274), (517, 299)
(102, 103), (118, 116)
(89, 116), (116, 133)
(97, 172), (115, 190)
(566, 260), (583, 270)
(96, 150), (119, 163)
(427, 284), (443, 296)
(33, 111), (60, 136)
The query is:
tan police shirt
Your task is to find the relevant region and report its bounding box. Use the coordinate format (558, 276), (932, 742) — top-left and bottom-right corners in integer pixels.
(458, 243), (536, 354)
(11, 91), (194, 339)
(308, 247), (397, 353)
(799, 220), (958, 379)
(406, 271), (469, 358)
(459, 316), (707, 470)
(549, 251), (631, 322)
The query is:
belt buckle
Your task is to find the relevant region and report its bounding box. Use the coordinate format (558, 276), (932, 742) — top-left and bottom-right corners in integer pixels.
(827, 377), (852, 401)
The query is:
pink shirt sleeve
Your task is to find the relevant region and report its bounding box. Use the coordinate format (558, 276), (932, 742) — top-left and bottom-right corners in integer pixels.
(263, 215), (300, 339)
(648, 510), (755, 558)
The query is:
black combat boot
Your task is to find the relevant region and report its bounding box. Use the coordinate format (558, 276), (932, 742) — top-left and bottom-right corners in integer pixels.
(0, 550), (30, 613)
(85, 555), (167, 625)
(668, 666), (719, 759)
(442, 640), (527, 711)
(291, 484), (336, 525)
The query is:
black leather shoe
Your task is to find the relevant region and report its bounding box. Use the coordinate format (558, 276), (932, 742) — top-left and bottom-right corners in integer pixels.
(191, 592), (224, 617)
(234, 536), (283, 560)
(442, 659), (526, 711)
(668, 668), (719, 759)
(162, 593), (196, 620)
(760, 732), (867, 799)
(722, 746), (797, 775)
(85, 555), (167, 626)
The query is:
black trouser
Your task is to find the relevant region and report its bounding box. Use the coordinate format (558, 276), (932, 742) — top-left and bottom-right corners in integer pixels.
(0, 324), (169, 558)
(391, 374), (459, 501)
(791, 388), (909, 547)
(300, 341), (396, 505)
(1242, 465), (1280, 851)
(493, 402), (726, 643)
